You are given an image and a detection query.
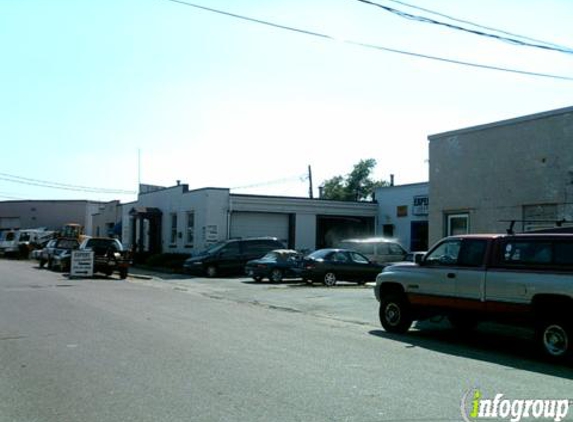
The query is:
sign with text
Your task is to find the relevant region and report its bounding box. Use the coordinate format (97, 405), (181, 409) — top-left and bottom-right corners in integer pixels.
(71, 250), (94, 278)
(413, 195), (429, 216)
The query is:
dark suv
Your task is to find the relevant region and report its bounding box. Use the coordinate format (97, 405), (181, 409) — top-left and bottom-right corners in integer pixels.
(183, 237), (285, 277)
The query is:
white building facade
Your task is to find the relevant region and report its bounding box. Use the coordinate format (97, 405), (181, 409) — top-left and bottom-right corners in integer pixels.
(375, 183), (429, 252)
(122, 184), (379, 257)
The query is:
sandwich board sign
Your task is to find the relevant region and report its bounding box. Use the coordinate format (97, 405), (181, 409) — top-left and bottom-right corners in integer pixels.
(70, 250), (94, 278)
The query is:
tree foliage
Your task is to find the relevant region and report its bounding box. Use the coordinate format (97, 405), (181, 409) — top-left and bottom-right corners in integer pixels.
(320, 159), (388, 201)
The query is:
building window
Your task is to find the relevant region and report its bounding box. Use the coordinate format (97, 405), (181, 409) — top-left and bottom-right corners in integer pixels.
(396, 205), (408, 218)
(170, 213), (178, 244)
(446, 213), (469, 236)
(186, 211), (195, 246)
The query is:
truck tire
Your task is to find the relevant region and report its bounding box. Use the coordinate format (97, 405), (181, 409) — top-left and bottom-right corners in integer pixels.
(536, 319), (571, 361)
(119, 268), (128, 279)
(379, 294), (413, 334)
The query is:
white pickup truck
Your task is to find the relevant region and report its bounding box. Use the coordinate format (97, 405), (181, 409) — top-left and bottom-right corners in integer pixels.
(374, 233), (573, 360)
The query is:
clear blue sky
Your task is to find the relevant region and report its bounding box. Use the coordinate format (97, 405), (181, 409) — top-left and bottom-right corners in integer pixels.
(1, 0), (572, 203)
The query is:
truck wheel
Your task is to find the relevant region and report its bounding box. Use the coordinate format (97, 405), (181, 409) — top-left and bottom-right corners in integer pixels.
(206, 265), (217, 278)
(379, 294), (412, 334)
(323, 272), (337, 287)
(536, 320), (571, 360)
(119, 268), (128, 279)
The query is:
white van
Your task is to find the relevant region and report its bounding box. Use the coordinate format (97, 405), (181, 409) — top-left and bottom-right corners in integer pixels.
(337, 237), (407, 264)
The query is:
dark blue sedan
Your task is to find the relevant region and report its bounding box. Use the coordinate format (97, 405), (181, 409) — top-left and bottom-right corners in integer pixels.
(245, 249), (302, 282)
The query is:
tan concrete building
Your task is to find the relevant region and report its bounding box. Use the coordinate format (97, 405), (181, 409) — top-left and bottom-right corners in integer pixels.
(428, 106), (573, 245)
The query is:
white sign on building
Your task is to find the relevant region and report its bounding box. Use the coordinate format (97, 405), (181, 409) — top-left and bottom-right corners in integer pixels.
(413, 195), (429, 216)
(70, 250), (94, 278)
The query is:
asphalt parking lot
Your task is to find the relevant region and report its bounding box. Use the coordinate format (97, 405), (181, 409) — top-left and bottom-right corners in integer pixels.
(128, 267), (381, 327)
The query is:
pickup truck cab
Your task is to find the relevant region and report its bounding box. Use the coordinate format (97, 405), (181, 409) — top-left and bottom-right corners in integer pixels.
(375, 233), (573, 360)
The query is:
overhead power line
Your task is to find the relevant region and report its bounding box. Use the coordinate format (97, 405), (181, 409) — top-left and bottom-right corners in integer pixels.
(357, 0), (573, 55)
(384, 0), (573, 51)
(0, 172), (136, 195)
(166, 0), (573, 82)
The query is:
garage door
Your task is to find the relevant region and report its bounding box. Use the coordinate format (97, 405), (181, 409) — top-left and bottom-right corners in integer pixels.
(0, 217), (20, 230)
(230, 212), (289, 244)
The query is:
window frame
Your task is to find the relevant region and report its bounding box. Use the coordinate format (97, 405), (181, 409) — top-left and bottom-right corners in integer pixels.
(170, 213), (178, 245)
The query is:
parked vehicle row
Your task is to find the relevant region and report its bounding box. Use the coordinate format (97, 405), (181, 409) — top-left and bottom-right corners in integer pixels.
(182, 236), (417, 287)
(32, 236), (131, 279)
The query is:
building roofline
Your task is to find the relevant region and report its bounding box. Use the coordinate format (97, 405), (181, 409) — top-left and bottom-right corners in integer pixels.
(0, 199), (107, 205)
(376, 182), (428, 190)
(230, 192), (377, 205)
(428, 105), (573, 140)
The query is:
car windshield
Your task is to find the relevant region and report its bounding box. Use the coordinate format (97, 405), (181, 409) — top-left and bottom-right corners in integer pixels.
(203, 242), (226, 255)
(261, 252), (278, 261)
(86, 239), (122, 252)
(307, 249), (332, 259)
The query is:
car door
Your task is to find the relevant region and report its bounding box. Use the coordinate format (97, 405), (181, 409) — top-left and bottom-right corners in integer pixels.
(407, 238), (461, 307)
(349, 251), (381, 281)
(453, 239), (488, 311)
(328, 251), (354, 281)
(217, 241), (242, 273)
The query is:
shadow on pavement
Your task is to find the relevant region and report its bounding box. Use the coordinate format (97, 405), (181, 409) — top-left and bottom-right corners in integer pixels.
(369, 322), (573, 378)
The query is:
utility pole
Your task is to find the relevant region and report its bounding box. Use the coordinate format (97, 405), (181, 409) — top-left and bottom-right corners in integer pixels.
(308, 165), (314, 199)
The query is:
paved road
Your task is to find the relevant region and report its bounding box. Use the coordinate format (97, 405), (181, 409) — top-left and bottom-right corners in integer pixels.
(1, 260), (572, 422)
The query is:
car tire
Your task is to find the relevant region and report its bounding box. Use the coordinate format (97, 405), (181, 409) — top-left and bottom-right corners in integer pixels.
(119, 268), (128, 279)
(39, 259), (46, 269)
(206, 265), (217, 278)
(379, 294), (413, 334)
(536, 319), (571, 361)
(323, 272), (337, 287)
(270, 269), (283, 283)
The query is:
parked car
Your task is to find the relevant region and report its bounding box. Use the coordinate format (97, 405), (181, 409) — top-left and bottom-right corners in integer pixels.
(47, 238), (81, 271)
(337, 237), (407, 264)
(37, 239), (58, 267)
(298, 248), (385, 286)
(183, 237), (285, 277)
(375, 233), (573, 361)
(79, 237), (131, 279)
(245, 249), (302, 282)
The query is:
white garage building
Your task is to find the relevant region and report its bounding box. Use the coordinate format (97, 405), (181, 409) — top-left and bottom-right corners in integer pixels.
(122, 183), (378, 258)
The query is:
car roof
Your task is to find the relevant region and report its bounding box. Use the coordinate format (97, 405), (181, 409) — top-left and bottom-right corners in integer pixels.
(444, 233), (573, 241)
(340, 237), (399, 243)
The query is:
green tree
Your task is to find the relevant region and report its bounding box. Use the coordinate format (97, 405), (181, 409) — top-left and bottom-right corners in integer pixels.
(320, 159), (388, 201)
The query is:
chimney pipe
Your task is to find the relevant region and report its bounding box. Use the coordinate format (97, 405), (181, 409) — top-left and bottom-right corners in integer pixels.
(390, 174), (395, 186)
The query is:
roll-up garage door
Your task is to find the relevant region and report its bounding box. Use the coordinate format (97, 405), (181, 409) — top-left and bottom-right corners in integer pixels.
(230, 212), (289, 244)
(0, 217), (20, 230)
